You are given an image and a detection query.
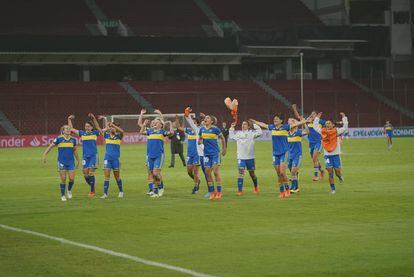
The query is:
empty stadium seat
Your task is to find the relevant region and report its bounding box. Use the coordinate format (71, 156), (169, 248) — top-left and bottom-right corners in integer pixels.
(0, 0), (95, 35)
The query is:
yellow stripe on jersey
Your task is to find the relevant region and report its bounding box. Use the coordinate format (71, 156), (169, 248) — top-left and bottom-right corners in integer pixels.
(288, 136), (302, 142)
(58, 142), (74, 148)
(271, 130), (288, 136)
(147, 134), (165, 140)
(81, 135), (97, 141)
(202, 133), (218, 140)
(307, 123), (322, 128)
(105, 139), (121, 145)
(385, 127), (392, 130)
(187, 135), (197, 140)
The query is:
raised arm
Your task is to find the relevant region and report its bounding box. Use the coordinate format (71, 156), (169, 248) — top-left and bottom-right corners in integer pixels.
(185, 114), (200, 133)
(291, 104), (301, 120)
(154, 109), (164, 124)
(175, 115), (184, 132)
(42, 143), (55, 163)
(109, 122), (124, 138)
(302, 119), (310, 136)
(290, 118), (308, 129)
(139, 119), (149, 135)
(337, 112), (349, 135)
(137, 109), (146, 128)
(252, 123), (263, 139)
(229, 122), (237, 140)
(250, 119), (269, 129)
(89, 113), (103, 134)
(67, 115), (79, 136)
(313, 112), (323, 134)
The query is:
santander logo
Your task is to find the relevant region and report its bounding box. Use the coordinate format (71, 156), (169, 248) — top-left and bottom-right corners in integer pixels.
(30, 137), (41, 147)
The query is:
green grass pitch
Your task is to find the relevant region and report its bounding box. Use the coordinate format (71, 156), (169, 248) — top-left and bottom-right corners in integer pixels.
(1, 138), (414, 276)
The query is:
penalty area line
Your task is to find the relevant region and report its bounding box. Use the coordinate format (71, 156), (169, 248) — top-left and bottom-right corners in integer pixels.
(0, 223), (216, 277)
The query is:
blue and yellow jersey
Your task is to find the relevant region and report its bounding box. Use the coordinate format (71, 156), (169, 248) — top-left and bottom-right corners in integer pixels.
(104, 131), (122, 160)
(307, 119), (325, 144)
(185, 127), (198, 157)
(146, 128), (167, 158)
(199, 126), (221, 156)
(268, 123), (290, 155)
(384, 123), (393, 132)
(288, 129), (303, 157)
(53, 135), (77, 165)
(79, 130), (99, 157)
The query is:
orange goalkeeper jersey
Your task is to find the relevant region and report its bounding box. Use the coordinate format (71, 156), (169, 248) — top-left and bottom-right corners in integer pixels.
(321, 128), (338, 152)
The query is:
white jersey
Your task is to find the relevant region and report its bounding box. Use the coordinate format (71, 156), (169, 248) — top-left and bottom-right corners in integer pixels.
(313, 116), (348, 156)
(185, 115), (204, 157)
(229, 124), (262, 160)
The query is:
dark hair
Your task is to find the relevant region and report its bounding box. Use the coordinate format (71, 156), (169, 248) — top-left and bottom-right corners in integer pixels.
(194, 118), (201, 125)
(85, 121), (95, 130)
(273, 113), (284, 122)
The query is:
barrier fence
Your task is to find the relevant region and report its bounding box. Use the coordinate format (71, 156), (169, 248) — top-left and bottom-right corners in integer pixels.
(0, 127), (413, 148)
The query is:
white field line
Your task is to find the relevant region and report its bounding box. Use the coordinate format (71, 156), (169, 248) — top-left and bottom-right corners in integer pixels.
(0, 224), (216, 277)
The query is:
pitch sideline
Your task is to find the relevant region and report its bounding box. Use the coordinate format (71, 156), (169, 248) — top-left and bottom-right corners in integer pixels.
(0, 223), (216, 277)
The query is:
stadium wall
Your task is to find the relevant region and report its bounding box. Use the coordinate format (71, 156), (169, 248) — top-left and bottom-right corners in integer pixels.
(1, 128), (413, 148)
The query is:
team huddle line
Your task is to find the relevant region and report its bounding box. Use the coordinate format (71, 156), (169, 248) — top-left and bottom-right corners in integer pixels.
(42, 102), (349, 201)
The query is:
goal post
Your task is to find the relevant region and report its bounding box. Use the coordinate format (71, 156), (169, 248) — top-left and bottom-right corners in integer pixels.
(108, 113), (196, 132)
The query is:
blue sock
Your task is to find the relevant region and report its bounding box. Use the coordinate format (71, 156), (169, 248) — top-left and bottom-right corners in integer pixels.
(68, 181), (74, 191)
(279, 184), (285, 192)
(330, 184), (336, 191)
(153, 187), (159, 194)
(208, 184), (214, 192)
(216, 184), (222, 193)
(237, 178), (243, 192)
(284, 184), (289, 191)
(158, 182), (164, 190)
(292, 179), (298, 190)
(84, 176), (91, 186)
(252, 176), (258, 187)
(104, 180), (109, 194)
(201, 162), (208, 184)
(89, 176), (95, 192)
(148, 182), (154, 191)
(60, 183), (66, 196)
(314, 167), (319, 177)
(117, 179), (123, 192)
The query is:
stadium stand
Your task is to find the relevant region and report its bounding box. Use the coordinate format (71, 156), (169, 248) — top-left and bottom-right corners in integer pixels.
(366, 79), (414, 111)
(130, 80), (288, 124)
(96, 0), (211, 36)
(0, 0), (95, 35)
(0, 82), (141, 134)
(1, 79), (413, 135)
(204, 0), (321, 31)
(267, 80), (414, 126)
(0, 125), (8, 136)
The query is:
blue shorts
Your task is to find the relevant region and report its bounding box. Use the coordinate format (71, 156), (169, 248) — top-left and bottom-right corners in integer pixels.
(386, 131), (393, 138)
(58, 162), (75, 171)
(273, 152), (288, 166)
(309, 142), (323, 156)
(238, 159), (255, 170)
(147, 154), (164, 171)
(187, 154), (200, 166)
(104, 158), (120, 171)
(288, 154), (302, 169)
(83, 154), (98, 169)
(203, 153), (220, 168)
(324, 155), (341, 169)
